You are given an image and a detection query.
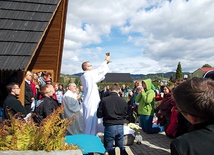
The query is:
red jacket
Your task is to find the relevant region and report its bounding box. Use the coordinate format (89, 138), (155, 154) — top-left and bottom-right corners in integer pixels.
(166, 106), (178, 138)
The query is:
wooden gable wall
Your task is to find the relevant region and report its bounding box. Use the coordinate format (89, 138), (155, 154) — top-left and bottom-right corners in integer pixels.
(20, 0), (68, 104)
(0, 0), (69, 106)
(28, 0), (68, 82)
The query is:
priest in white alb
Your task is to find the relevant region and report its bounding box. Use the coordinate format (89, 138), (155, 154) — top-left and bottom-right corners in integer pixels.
(80, 53), (110, 135)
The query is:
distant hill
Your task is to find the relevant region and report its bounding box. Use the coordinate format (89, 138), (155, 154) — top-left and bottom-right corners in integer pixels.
(68, 72), (177, 80)
(60, 71), (190, 83)
(72, 73), (84, 77)
(133, 72), (176, 80)
(67, 72), (175, 79)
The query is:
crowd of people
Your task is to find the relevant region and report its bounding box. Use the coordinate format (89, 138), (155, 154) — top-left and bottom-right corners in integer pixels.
(2, 71), (67, 124)
(1, 53), (214, 155)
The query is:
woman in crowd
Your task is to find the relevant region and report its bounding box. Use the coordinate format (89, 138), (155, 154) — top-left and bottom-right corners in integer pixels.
(156, 84), (175, 132)
(135, 79), (163, 134)
(165, 79), (191, 138)
(52, 82), (63, 105)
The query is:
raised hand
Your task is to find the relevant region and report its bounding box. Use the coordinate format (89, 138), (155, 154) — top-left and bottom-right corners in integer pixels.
(105, 52), (111, 63)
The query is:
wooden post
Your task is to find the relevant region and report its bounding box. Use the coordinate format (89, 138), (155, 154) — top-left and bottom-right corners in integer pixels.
(17, 71), (25, 106)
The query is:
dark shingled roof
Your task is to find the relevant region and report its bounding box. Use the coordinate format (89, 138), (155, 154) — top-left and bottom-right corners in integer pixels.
(0, 0), (60, 71)
(103, 73), (133, 83)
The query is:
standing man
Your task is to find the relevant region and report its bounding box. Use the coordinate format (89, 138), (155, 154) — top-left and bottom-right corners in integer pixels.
(80, 53), (110, 135)
(24, 71), (35, 113)
(97, 83), (128, 155)
(63, 83), (83, 135)
(3, 82), (27, 120)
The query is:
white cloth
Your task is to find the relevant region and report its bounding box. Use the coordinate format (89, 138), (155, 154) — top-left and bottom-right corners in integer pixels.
(56, 90), (63, 104)
(24, 113), (32, 121)
(80, 61), (109, 135)
(124, 125), (135, 136)
(25, 79), (31, 85)
(63, 90), (83, 135)
(30, 100), (36, 111)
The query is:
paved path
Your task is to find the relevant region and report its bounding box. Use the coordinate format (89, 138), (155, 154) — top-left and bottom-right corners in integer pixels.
(97, 123), (173, 155)
(129, 130), (172, 155)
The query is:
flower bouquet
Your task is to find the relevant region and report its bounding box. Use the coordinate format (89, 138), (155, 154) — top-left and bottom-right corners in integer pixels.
(128, 123), (141, 135)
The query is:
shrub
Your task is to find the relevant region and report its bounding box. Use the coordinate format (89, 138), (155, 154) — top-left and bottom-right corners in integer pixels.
(0, 106), (78, 152)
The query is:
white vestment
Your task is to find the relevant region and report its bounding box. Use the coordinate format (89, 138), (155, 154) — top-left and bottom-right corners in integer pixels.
(63, 90), (83, 135)
(80, 61), (109, 135)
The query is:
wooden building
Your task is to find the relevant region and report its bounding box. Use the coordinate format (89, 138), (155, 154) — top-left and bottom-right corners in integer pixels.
(0, 0), (68, 105)
(102, 73), (133, 83)
(191, 68), (214, 78)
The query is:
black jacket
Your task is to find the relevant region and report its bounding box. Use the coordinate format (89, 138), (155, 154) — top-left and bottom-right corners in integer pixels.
(25, 81), (34, 105)
(97, 92), (127, 126)
(34, 96), (59, 124)
(3, 94), (27, 120)
(170, 122), (214, 155)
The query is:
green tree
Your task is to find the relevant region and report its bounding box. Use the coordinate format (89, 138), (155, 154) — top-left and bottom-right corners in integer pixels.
(175, 62), (183, 79)
(66, 78), (73, 87)
(59, 76), (64, 84)
(202, 64), (212, 68)
(74, 78), (81, 87)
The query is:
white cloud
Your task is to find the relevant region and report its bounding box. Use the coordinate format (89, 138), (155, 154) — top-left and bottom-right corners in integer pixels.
(61, 0), (214, 75)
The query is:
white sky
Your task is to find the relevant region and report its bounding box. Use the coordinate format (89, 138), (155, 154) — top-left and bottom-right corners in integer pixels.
(61, 0), (214, 75)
